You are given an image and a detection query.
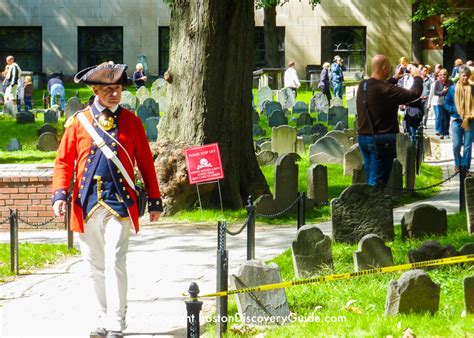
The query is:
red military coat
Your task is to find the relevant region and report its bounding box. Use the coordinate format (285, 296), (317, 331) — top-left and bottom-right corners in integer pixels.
(52, 106), (162, 233)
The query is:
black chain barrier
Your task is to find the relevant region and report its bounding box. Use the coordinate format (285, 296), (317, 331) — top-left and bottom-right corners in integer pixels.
(17, 214), (58, 227)
(225, 213), (251, 236)
(255, 193), (303, 218)
(382, 171), (459, 193)
(0, 214), (11, 225)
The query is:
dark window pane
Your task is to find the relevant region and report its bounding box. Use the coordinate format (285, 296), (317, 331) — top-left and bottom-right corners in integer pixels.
(321, 26), (366, 72)
(254, 26), (285, 69)
(78, 27), (123, 70)
(158, 26), (170, 76)
(0, 27), (42, 72)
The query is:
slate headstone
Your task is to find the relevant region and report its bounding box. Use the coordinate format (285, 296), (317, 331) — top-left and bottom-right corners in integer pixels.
(465, 177), (474, 235)
(36, 132), (59, 151)
(407, 241), (459, 263)
(16, 111), (35, 124)
(386, 159), (403, 197)
(296, 112), (314, 127)
(385, 269), (440, 316)
(343, 143), (363, 176)
(145, 116), (160, 141)
(309, 136), (344, 159)
(37, 123), (57, 136)
(311, 123), (328, 137)
(137, 102), (158, 124)
(230, 260), (290, 324)
(258, 86), (273, 111)
(328, 106), (348, 127)
(256, 150), (278, 166)
(268, 110), (288, 128)
(65, 97), (84, 119)
(262, 101), (282, 117)
(331, 184), (394, 243)
(297, 125), (312, 136)
(120, 91), (139, 111)
(142, 97), (159, 115)
(292, 225), (333, 278)
(6, 138), (22, 151)
(253, 125), (266, 137)
(353, 234), (394, 272)
(310, 92), (329, 113)
(307, 164), (328, 204)
(277, 87), (295, 110)
(292, 101), (309, 115)
(44, 109), (58, 124)
(465, 276), (474, 314)
(302, 134), (320, 146)
(401, 204), (448, 239)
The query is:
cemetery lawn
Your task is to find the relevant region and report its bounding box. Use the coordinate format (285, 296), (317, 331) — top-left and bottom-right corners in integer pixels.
(0, 242), (78, 283)
(204, 212), (474, 337)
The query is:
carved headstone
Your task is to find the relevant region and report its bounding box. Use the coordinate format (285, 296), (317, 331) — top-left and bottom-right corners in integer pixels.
(44, 109), (58, 124)
(407, 241), (459, 263)
(307, 164), (328, 204)
(328, 106), (348, 127)
(145, 116), (160, 141)
(256, 150), (278, 166)
(277, 87), (295, 110)
(465, 177), (474, 235)
(137, 101), (159, 124)
(65, 97), (84, 119)
(37, 123), (57, 136)
(401, 204), (448, 239)
(353, 234), (394, 272)
(258, 86), (273, 111)
(295, 136), (305, 155)
(385, 269), (440, 316)
(292, 225), (333, 278)
(296, 112), (313, 127)
(151, 78), (168, 100)
(271, 125), (296, 155)
(6, 138), (22, 151)
(268, 110), (288, 128)
(16, 111), (35, 124)
(120, 91), (139, 111)
(262, 101), (282, 117)
(423, 136), (432, 158)
(259, 141), (272, 152)
(309, 136), (344, 159)
(459, 243), (474, 255)
(311, 123), (328, 137)
(343, 144), (363, 176)
(252, 109), (260, 125)
(292, 101), (309, 115)
(352, 168), (366, 185)
(331, 184), (394, 243)
(310, 92), (329, 113)
(396, 132), (410, 174)
(36, 132), (59, 151)
(297, 125), (312, 136)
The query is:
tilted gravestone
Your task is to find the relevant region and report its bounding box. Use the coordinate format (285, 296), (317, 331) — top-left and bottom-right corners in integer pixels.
(292, 225), (333, 278)
(330, 97), (343, 107)
(465, 276), (474, 314)
(253, 125), (266, 137)
(353, 234), (393, 272)
(157, 96), (168, 113)
(309, 136), (344, 160)
(268, 109), (288, 128)
(401, 204), (447, 239)
(296, 112), (314, 127)
(343, 144), (363, 176)
(37, 123), (57, 136)
(256, 150), (278, 166)
(262, 101), (282, 117)
(65, 97), (84, 119)
(230, 260), (290, 324)
(258, 86), (273, 111)
(136, 86), (150, 103)
(310, 92), (329, 114)
(120, 91), (139, 111)
(311, 123), (328, 137)
(346, 96), (357, 115)
(386, 159), (403, 197)
(6, 138), (22, 151)
(407, 241), (458, 263)
(385, 269), (440, 316)
(255, 153), (300, 215)
(277, 87), (295, 110)
(328, 106), (348, 127)
(16, 111), (35, 124)
(44, 109), (58, 124)
(307, 164), (328, 205)
(326, 130), (353, 152)
(36, 132), (59, 151)
(292, 101), (309, 115)
(331, 184), (394, 243)
(465, 177), (474, 235)
(145, 116), (160, 141)
(272, 125), (296, 155)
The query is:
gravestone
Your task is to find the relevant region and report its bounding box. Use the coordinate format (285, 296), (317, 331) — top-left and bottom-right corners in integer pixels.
(65, 97), (84, 119)
(310, 92), (329, 113)
(354, 71), (364, 81)
(145, 117), (160, 141)
(255, 138), (270, 147)
(292, 225), (333, 278)
(386, 159), (403, 197)
(268, 110), (288, 128)
(396, 133), (410, 174)
(330, 97), (343, 107)
(465, 177), (474, 235)
(255, 153), (300, 215)
(136, 86), (150, 103)
(307, 164), (328, 205)
(277, 87), (295, 110)
(331, 184), (394, 243)
(423, 136), (432, 158)
(16, 111), (35, 124)
(309, 136), (344, 159)
(407, 241), (458, 263)
(36, 132), (59, 151)
(230, 260), (290, 324)
(352, 168), (366, 185)
(120, 91), (139, 111)
(157, 96), (168, 113)
(297, 125), (312, 136)
(343, 144), (363, 176)
(272, 125), (296, 155)
(296, 137), (305, 155)
(44, 109), (58, 124)
(303, 134), (320, 146)
(385, 269), (440, 316)
(326, 130), (353, 152)
(37, 123), (57, 136)
(318, 111), (328, 123)
(459, 243), (474, 255)
(6, 138), (22, 151)
(256, 150), (278, 166)
(405, 142), (416, 190)
(258, 86), (273, 111)
(334, 121), (345, 130)
(137, 54), (149, 75)
(253, 125), (266, 137)
(311, 123), (328, 137)
(142, 97), (159, 115)
(465, 276), (474, 314)
(292, 101), (308, 115)
(262, 101), (282, 117)
(252, 109), (260, 125)
(259, 141), (272, 152)
(353, 234), (394, 272)
(137, 102), (158, 124)
(151, 78), (168, 99)
(328, 106), (348, 127)
(347, 96), (357, 115)
(309, 152), (342, 165)
(2, 101), (16, 117)
(401, 204), (447, 239)
(296, 112), (313, 127)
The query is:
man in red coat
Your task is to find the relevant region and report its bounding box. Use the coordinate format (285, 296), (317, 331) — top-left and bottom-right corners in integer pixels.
(51, 62), (162, 338)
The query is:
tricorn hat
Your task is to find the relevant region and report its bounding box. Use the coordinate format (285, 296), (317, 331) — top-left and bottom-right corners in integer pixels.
(74, 61), (128, 85)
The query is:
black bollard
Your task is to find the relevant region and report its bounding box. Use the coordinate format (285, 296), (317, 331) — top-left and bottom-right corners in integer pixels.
(186, 282), (203, 338)
(216, 221), (228, 336)
(460, 170), (466, 212)
(297, 192), (306, 229)
(66, 194), (74, 249)
(9, 209), (18, 274)
(246, 195), (256, 261)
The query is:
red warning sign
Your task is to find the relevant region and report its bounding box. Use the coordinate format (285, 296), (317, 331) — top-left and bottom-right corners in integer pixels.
(184, 143), (224, 184)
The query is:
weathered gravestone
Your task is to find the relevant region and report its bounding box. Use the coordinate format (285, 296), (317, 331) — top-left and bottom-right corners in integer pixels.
(309, 152), (342, 165)
(465, 276), (474, 314)
(311, 123), (328, 137)
(296, 112), (313, 127)
(136, 86), (150, 103)
(272, 125), (296, 155)
(253, 125), (266, 137)
(145, 117), (160, 141)
(65, 97), (84, 119)
(256, 150), (278, 166)
(343, 144), (363, 176)
(268, 110), (288, 128)
(346, 96), (357, 115)
(259, 141), (272, 152)
(2, 101), (16, 117)
(37, 123), (57, 136)
(352, 168), (366, 185)
(326, 130), (353, 152)
(230, 260), (290, 324)
(44, 109), (58, 124)
(401, 204), (447, 239)
(385, 269), (440, 316)
(297, 126), (319, 145)
(292, 225), (333, 278)
(6, 138), (21, 151)
(386, 159), (403, 197)
(255, 153), (300, 215)
(407, 241), (458, 263)
(328, 106), (348, 127)
(331, 184), (394, 243)
(36, 132), (59, 151)
(120, 90), (139, 111)
(353, 234), (393, 272)
(151, 78), (168, 100)
(137, 100), (159, 124)
(396, 132), (410, 174)
(277, 87), (295, 110)
(465, 177), (474, 235)
(310, 92), (329, 114)
(16, 111), (35, 124)
(142, 97), (159, 115)
(262, 101), (282, 117)
(309, 136), (344, 160)
(157, 96), (167, 113)
(292, 101), (308, 115)
(258, 86), (273, 111)
(307, 164), (328, 205)
(297, 125), (312, 136)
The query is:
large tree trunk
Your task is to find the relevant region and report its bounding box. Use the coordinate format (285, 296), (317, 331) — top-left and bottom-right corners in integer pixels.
(264, 6), (280, 68)
(156, 0), (270, 214)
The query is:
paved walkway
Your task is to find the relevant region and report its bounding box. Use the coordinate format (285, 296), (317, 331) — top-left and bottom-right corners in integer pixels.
(0, 117), (465, 337)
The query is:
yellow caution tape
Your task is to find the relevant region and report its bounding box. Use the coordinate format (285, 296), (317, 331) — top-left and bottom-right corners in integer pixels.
(199, 254), (474, 298)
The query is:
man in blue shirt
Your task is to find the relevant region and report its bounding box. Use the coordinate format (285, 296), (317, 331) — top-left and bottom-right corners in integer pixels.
(47, 74), (66, 111)
(331, 55), (345, 100)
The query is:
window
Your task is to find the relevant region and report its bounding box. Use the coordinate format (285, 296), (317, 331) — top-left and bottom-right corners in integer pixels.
(158, 27), (170, 76)
(254, 27), (285, 69)
(0, 27), (42, 72)
(78, 27), (123, 70)
(321, 27), (366, 71)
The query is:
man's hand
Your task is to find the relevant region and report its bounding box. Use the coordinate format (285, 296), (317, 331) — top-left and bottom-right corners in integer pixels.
(53, 200), (66, 217)
(149, 211), (161, 222)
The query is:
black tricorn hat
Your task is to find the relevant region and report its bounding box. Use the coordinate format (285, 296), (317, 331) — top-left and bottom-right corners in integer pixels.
(74, 61), (128, 85)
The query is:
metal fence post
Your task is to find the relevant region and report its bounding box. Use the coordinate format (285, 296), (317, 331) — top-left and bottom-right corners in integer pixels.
(297, 192), (306, 230)
(246, 195), (255, 260)
(186, 282), (203, 338)
(216, 221), (228, 336)
(66, 194), (74, 249)
(460, 170), (466, 212)
(9, 209), (19, 274)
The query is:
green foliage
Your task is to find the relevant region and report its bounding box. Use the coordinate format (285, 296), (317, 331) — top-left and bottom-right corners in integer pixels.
(255, 0), (321, 9)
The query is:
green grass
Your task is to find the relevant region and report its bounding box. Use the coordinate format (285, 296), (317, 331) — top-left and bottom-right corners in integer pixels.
(0, 242), (78, 281)
(204, 213), (474, 337)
